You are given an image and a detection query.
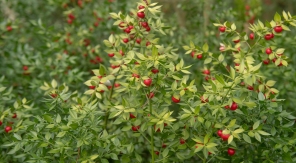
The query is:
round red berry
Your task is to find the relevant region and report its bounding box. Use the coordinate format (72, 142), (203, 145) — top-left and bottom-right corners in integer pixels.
(137, 12), (145, 19)
(265, 48), (272, 55)
(172, 96), (180, 103)
(143, 78), (152, 86)
(219, 26), (226, 32)
(230, 102), (238, 111)
(123, 38), (129, 43)
(249, 33), (255, 40)
(228, 148), (236, 156)
(5, 126), (12, 133)
(274, 26), (283, 33)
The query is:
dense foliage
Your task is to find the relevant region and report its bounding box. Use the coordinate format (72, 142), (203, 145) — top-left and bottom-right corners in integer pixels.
(1, 0), (295, 162)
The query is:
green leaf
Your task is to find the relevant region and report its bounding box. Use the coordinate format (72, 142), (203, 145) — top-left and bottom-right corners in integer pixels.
(233, 128), (244, 134)
(253, 121), (260, 130)
(258, 92), (265, 101)
(243, 134), (252, 143)
(51, 79), (57, 88)
(203, 43), (209, 52)
(56, 114), (61, 123)
(257, 130), (271, 135)
(274, 12), (281, 22)
(218, 54), (224, 62)
(204, 58), (212, 64)
(13, 133), (22, 140)
(227, 119), (236, 128)
(254, 132), (261, 142)
(228, 135), (233, 144)
(56, 131), (66, 137)
(0, 87), (6, 92)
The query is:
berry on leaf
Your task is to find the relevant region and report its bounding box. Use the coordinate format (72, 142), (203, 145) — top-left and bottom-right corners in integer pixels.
(137, 12), (145, 19)
(274, 25), (283, 33)
(219, 26), (226, 32)
(143, 78), (152, 86)
(172, 96), (180, 103)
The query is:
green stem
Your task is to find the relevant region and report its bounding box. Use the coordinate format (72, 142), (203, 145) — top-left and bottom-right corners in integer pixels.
(149, 89), (155, 163)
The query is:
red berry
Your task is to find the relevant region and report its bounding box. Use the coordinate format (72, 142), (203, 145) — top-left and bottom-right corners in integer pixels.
(128, 26), (134, 30)
(89, 86), (96, 90)
(197, 54), (203, 59)
(132, 125), (140, 131)
(245, 5), (250, 10)
(136, 38), (141, 44)
(228, 148), (236, 156)
(155, 151), (159, 155)
(233, 39), (240, 44)
(264, 34), (273, 40)
(0, 121), (2, 126)
(23, 66), (28, 71)
(119, 50), (124, 56)
(68, 13), (75, 20)
(250, 33), (255, 40)
(6, 26), (12, 31)
(247, 85), (254, 90)
(138, 5), (145, 10)
(132, 73), (140, 78)
(123, 38), (129, 43)
(67, 19), (73, 24)
(114, 83), (120, 88)
(172, 96), (180, 103)
(141, 22), (148, 28)
(145, 26), (151, 32)
(108, 53), (114, 57)
(162, 144), (167, 148)
(12, 113), (17, 119)
(219, 46), (225, 51)
(263, 59), (270, 65)
(151, 68), (159, 74)
(143, 78), (152, 86)
(191, 51), (195, 58)
(180, 138), (186, 144)
(217, 130), (223, 137)
(130, 113), (136, 119)
(224, 105), (230, 109)
(230, 102), (238, 111)
(119, 22), (125, 28)
(124, 28), (131, 34)
(137, 12), (145, 19)
(265, 48), (272, 55)
(147, 92), (154, 99)
(203, 69), (210, 75)
(5, 126), (12, 133)
(219, 26), (226, 32)
(146, 41), (151, 46)
(274, 26), (283, 33)
(221, 133), (230, 141)
(51, 94), (57, 98)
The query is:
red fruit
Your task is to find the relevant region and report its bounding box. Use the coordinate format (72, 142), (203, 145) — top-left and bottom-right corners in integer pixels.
(147, 92), (154, 99)
(132, 73), (140, 78)
(141, 22), (148, 28)
(128, 26), (134, 30)
(265, 48), (272, 55)
(51, 94), (57, 98)
(67, 19), (73, 24)
(123, 38), (129, 43)
(23, 66), (28, 71)
(124, 28), (131, 34)
(5, 126), (12, 133)
(136, 38), (141, 44)
(219, 26), (226, 32)
(132, 125), (140, 131)
(146, 41), (151, 46)
(274, 26), (283, 33)
(245, 5), (250, 10)
(137, 12), (145, 19)
(221, 133), (230, 141)
(145, 26), (151, 32)
(111, 64), (119, 69)
(119, 50), (124, 56)
(119, 22), (125, 28)
(12, 113), (17, 119)
(114, 83), (120, 88)
(249, 33), (255, 40)
(0, 121), (2, 126)
(263, 59), (270, 65)
(203, 69), (210, 75)
(68, 13), (75, 20)
(151, 68), (159, 74)
(89, 86), (96, 90)
(247, 85), (254, 90)
(143, 78), (152, 86)
(224, 105), (230, 109)
(219, 46), (225, 51)
(130, 113), (136, 119)
(217, 130), (223, 137)
(264, 34), (273, 40)
(162, 144), (167, 148)
(230, 102), (238, 111)
(191, 51), (195, 58)
(6, 26), (12, 31)
(180, 138), (186, 144)
(233, 39), (240, 44)
(172, 96), (180, 103)
(228, 148), (236, 156)
(197, 54), (203, 59)
(155, 151), (159, 155)
(108, 53), (114, 57)
(138, 5), (145, 10)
